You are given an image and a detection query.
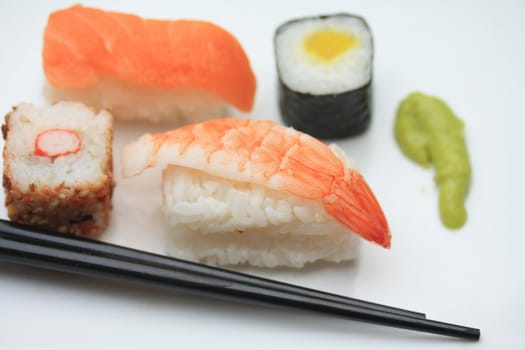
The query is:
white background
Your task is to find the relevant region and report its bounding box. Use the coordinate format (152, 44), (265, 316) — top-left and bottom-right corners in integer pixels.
(0, 0), (524, 348)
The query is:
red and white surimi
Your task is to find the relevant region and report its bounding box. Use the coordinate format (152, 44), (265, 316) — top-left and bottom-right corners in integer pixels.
(35, 128), (81, 158)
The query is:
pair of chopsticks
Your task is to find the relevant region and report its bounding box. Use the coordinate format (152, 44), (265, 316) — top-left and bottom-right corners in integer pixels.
(0, 219), (480, 340)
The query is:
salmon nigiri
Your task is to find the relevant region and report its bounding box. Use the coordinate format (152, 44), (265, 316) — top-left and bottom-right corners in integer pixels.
(43, 5), (256, 123)
(122, 118), (390, 268)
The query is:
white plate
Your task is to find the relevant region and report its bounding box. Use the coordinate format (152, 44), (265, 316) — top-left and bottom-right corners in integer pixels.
(0, 0), (524, 348)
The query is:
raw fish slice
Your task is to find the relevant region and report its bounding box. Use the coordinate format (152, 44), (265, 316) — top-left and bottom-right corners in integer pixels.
(43, 5), (256, 112)
(122, 118), (390, 248)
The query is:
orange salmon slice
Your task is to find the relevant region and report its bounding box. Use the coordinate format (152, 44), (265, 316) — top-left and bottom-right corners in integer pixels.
(43, 5), (256, 112)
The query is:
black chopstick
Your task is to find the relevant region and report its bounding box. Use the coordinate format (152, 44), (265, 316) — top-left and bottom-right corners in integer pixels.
(0, 219), (424, 319)
(0, 220), (480, 340)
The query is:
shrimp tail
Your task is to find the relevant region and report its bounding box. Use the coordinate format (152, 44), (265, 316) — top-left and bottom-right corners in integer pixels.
(323, 170), (391, 248)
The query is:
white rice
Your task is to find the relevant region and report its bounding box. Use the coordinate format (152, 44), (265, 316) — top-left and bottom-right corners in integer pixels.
(44, 78), (226, 123)
(5, 102), (112, 191)
(162, 165), (359, 268)
(275, 14), (372, 95)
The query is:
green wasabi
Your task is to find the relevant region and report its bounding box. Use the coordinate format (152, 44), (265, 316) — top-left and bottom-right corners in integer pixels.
(394, 92), (471, 229)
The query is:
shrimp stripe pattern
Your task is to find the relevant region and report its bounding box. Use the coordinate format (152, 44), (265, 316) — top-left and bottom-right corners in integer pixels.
(122, 118), (391, 248)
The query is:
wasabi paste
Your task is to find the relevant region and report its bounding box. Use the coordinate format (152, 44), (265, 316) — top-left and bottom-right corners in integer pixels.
(395, 92), (471, 229)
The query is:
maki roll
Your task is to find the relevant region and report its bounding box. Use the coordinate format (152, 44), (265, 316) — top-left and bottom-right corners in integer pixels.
(2, 102), (114, 237)
(274, 14), (373, 139)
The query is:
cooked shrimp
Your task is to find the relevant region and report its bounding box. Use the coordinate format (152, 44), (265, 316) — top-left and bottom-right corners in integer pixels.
(122, 118), (390, 248)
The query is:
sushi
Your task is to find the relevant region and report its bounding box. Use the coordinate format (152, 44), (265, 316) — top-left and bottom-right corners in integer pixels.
(274, 14), (373, 139)
(2, 102), (114, 237)
(43, 5), (256, 123)
(122, 118), (390, 268)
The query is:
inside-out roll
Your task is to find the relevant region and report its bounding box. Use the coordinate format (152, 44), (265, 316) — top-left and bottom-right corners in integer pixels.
(2, 102), (114, 237)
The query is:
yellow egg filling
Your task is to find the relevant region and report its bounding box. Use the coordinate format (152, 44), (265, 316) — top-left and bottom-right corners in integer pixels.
(303, 29), (358, 62)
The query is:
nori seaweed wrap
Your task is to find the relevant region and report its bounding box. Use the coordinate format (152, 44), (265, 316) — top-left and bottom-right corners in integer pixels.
(274, 14), (373, 139)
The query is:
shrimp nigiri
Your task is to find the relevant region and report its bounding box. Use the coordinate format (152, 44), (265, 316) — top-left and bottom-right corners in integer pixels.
(43, 5), (256, 123)
(122, 118), (390, 267)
